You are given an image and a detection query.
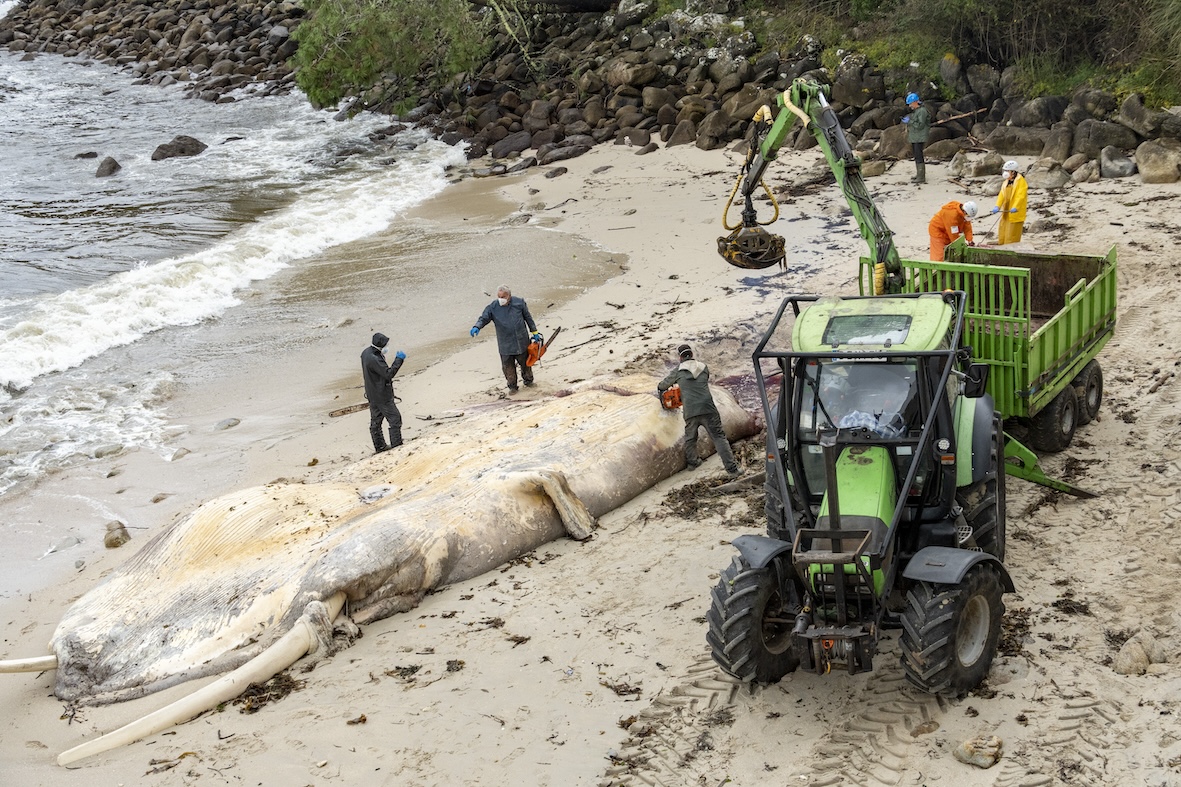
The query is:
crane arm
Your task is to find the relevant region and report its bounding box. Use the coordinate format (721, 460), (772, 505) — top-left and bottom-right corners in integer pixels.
(720, 78), (901, 292)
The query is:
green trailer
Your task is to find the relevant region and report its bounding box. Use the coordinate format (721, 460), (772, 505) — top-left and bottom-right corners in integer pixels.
(859, 239), (1117, 454)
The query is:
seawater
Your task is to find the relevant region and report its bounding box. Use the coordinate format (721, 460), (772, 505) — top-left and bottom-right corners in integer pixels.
(0, 45), (468, 496)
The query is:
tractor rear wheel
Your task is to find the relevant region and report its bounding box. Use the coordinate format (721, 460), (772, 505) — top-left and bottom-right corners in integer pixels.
(1028, 386), (1077, 452)
(957, 412), (1006, 560)
(900, 565), (1004, 696)
(706, 554), (800, 683)
(1073, 360), (1103, 426)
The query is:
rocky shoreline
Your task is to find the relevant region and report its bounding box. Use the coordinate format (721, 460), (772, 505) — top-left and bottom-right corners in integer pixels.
(4, 0), (1181, 184)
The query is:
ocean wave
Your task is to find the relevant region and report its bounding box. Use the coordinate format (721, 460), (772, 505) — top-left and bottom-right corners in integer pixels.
(0, 139), (467, 393)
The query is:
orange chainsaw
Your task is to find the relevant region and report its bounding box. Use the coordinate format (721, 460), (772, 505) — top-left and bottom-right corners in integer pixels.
(660, 385), (682, 410)
(526, 326), (561, 367)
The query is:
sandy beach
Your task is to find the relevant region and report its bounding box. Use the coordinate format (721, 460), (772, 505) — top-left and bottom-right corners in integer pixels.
(3, 139), (1181, 786)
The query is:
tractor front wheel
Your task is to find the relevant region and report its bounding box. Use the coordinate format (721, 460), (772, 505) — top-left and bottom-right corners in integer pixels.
(900, 565), (1004, 696)
(1028, 386), (1077, 452)
(706, 554), (800, 683)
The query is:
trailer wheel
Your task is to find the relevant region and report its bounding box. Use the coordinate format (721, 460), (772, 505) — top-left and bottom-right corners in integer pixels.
(1073, 360), (1103, 426)
(958, 413), (1005, 560)
(1028, 386), (1077, 452)
(899, 565), (1004, 696)
(706, 554), (800, 683)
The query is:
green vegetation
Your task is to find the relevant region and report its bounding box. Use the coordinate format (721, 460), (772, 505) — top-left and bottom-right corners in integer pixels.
(291, 0), (490, 108)
(290, 0), (1181, 109)
(747, 0), (1181, 104)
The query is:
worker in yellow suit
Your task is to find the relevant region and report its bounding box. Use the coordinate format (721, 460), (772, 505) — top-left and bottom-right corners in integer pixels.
(991, 160), (1028, 244)
(928, 200), (977, 261)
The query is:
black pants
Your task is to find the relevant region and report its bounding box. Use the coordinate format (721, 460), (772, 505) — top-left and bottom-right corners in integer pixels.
(501, 352), (533, 390)
(369, 398), (402, 452)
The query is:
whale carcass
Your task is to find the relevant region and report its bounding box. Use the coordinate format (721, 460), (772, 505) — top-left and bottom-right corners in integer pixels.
(0, 374), (759, 764)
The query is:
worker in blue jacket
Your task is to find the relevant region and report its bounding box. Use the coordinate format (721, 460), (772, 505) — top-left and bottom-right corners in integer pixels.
(470, 285), (540, 393)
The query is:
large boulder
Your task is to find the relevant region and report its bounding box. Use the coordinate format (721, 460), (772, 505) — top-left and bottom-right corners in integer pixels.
(1116, 93), (1169, 138)
(538, 145), (591, 166)
(151, 135), (207, 160)
(1072, 119), (1139, 158)
(965, 64), (1001, 105)
(1071, 87), (1118, 120)
(1071, 160), (1101, 183)
(948, 151), (1004, 178)
(490, 130), (532, 159)
(675, 95), (714, 125)
(1099, 145), (1137, 178)
(985, 126), (1050, 156)
(1135, 138), (1181, 183)
(721, 84), (775, 125)
(642, 86), (672, 113)
(1062, 153), (1091, 173)
(938, 53), (970, 97)
(602, 58), (661, 89)
(1041, 122), (1074, 162)
(522, 100), (556, 134)
(95, 156), (121, 177)
(1007, 96), (1068, 128)
(666, 118), (697, 147)
(1025, 158), (1072, 189)
(924, 138), (968, 161)
(831, 53), (885, 107)
(695, 109), (732, 150)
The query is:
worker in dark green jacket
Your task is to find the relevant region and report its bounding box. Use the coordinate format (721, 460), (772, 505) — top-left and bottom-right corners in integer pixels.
(657, 344), (740, 477)
(902, 92), (932, 184)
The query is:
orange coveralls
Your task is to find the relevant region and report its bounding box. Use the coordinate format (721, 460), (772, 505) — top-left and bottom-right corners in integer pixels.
(928, 201), (974, 261)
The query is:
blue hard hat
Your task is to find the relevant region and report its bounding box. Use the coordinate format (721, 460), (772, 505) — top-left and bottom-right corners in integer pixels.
(906, 92), (920, 104)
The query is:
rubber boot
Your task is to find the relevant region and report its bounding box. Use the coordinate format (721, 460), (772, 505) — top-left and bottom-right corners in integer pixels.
(912, 158), (926, 184)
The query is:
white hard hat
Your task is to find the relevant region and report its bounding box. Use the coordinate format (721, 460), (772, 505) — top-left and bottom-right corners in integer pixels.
(963, 201), (978, 218)
(1003, 160), (1019, 172)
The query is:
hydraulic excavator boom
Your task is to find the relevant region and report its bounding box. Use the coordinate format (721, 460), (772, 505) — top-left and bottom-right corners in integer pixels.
(719, 78), (901, 293)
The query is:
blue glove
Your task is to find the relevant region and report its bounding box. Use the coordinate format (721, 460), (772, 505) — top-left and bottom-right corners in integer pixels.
(394, 350), (406, 360)
(531, 332), (542, 342)
(990, 207), (999, 214)
(1010, 208), (1018, 213)
(470, 327), (479, 337)
(901, 115), (909, 124)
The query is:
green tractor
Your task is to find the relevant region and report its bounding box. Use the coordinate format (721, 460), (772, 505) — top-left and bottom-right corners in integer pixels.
(707, 76), (1110, 695)
(707, 291), (1012, 694)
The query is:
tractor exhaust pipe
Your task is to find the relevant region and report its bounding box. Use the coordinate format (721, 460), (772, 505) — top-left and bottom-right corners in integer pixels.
(820, 428), (841, 534)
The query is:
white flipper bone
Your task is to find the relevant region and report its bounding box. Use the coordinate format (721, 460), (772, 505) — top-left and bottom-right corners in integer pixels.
(0, 655), (58, 673)
(57, 592), (346, 767)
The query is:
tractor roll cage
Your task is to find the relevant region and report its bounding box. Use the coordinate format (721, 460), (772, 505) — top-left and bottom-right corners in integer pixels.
(752, 292), (970, 615)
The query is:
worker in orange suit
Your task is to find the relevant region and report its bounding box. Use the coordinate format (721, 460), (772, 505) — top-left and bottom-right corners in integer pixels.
(928, 200), (977, 261)
(991, 160), (1028, 244)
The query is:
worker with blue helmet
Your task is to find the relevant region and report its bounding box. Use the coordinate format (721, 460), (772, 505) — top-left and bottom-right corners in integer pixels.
(901, 92), (932, 184)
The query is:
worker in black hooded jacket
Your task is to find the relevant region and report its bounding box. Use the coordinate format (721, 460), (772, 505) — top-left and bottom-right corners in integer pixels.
(361, 332), (406, 453)
(657, 344), (740, 477)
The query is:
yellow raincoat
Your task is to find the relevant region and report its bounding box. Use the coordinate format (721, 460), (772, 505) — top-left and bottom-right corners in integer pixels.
(995, 173), (1028, 244)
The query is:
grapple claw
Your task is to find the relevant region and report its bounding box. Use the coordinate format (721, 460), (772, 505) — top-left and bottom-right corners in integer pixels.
(718, 226), (786, 270)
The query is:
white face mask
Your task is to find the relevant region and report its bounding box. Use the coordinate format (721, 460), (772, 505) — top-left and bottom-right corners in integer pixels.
(497, 297), (509, 306)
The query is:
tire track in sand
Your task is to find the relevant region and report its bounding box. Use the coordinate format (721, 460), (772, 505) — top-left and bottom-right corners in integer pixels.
(599, 656), (742, 787)
(991, 680), (1128, 786)
(791, 662), (947, 786)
